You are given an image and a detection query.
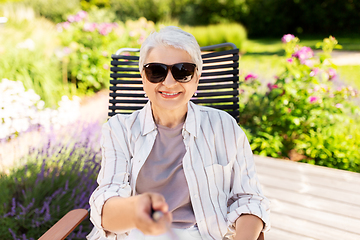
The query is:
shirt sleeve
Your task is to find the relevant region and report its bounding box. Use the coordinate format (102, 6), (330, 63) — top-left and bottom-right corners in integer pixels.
(226, 121), (271, 233)
(89, 119), (132, 239)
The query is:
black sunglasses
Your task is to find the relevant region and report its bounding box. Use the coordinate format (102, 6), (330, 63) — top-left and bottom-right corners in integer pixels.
(143, 62), (197, 83)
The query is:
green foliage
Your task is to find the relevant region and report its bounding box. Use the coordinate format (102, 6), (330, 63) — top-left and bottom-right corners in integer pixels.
(23, 0), (81, 23)
(0, 14), (68, 107)
(109, 0), (173, 23)
(184, 23), (247, 51)
(237, 0), (360, 37)
(8, 0), (360, 37)
(80, 0), (111, 10)
(240, 36), (360, 172)
(57, 13), (155, 95)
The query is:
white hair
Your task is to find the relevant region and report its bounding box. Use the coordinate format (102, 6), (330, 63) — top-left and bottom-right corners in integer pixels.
(139, 26), (203, 76)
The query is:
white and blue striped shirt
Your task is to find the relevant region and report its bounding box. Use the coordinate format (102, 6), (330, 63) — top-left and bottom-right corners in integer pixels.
(89, 101), (270, 240)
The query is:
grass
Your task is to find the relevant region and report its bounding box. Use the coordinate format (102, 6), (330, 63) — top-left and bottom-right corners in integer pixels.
(241, 36), (360, 91)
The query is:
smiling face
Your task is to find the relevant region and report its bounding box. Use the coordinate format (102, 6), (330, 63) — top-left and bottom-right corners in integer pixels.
(141, 45), (199, 118)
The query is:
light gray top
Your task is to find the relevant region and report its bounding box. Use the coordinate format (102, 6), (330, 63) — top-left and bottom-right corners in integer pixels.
(136, 122), (196, 228)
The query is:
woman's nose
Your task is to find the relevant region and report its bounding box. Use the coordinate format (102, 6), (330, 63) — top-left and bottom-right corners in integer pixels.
(162, 70), (178, 87)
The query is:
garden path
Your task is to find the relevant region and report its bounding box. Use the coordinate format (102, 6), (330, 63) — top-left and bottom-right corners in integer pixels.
(330, 50), (360, 65)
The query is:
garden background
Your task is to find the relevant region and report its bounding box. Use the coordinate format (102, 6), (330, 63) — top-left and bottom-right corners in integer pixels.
(0, 0), (360, 239)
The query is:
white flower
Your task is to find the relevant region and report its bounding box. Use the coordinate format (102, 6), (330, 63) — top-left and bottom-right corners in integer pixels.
(16, 39), (35, 51)
(0, 79), (81, 139)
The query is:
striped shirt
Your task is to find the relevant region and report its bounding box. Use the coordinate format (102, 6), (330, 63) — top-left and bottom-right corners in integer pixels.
(88, 101), (270, 240)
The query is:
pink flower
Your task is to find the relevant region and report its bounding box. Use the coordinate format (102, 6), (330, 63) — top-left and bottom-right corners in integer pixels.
(56, 22), (70, 32)
(245, 73), (258, 81)
(354, 89), (359, 97)
(97, 23), (113, 36)
(292, 46), (314, 65)
(77, 10), (87, 20)
(63, 47), (71, 55)
(286, 58), (293, 63)
(328, 68), (337, 80)
(103, 64), (110, 70)
(67, 15), (75, 23)
(83, 22), (97, 32)
(310, 68), (319, 77)
(74, 15), (82, 22)
(102, 51), (108, 57)
(267, 83), (278, 91)
(308, 96), (320, 103)
(303, 59), (314, 67)
(335, 103), (343, 108)
(282, 34), (295, 43)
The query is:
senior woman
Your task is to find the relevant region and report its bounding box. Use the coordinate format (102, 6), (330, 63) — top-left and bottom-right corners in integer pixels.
(88, 26), (270, 240)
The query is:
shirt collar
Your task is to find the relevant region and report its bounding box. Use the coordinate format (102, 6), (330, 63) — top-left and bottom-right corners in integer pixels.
(183, 101), (200, 138)
(139, 101), (157, 136)
(139, 101), (201, 137)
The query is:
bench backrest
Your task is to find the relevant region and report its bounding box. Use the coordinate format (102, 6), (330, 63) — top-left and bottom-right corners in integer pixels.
(109, 43), (240, 122)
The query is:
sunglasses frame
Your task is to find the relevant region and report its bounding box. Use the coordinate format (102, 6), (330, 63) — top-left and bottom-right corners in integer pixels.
(143, 62), (197, 83)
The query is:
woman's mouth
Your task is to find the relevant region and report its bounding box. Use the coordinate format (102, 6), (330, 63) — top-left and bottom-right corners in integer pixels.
(159, 91), (181, 98)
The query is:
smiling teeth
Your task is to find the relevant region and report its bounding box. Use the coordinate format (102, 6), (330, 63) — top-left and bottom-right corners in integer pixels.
(161, 92), (178, 95)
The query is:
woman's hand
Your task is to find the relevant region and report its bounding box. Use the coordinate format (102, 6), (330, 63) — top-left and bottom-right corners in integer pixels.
(133, 192), (172, 235)
(102, 192), (172, 235)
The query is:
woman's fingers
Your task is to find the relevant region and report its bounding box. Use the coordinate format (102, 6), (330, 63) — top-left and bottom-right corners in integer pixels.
(134, 192), (172, 235)
(149, 192), (169, 213)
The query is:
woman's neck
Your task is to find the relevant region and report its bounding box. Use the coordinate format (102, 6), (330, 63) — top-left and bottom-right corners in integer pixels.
(151, 105), (187, 128)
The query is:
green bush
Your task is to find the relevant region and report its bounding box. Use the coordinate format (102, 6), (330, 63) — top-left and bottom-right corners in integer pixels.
(109, 0), (173, 23)
(184, 23), (247, 51)
(240, 35), (360, 172)
(0, 10), (68, 107)
(234, 0), (360, 37)
(23, 0), (81, 23)
(57, 13), (155, 95)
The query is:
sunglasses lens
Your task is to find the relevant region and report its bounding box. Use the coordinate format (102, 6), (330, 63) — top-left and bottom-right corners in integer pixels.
(172, 63), (196, 82)
(144, 64), (167, 83)
(144, 63), (196, 83)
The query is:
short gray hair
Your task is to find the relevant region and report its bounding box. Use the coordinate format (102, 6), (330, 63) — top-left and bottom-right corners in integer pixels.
(139, 26), (202, 76)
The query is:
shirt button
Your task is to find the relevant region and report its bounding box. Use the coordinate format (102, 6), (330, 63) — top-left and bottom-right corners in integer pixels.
(194, 194), (199, 199)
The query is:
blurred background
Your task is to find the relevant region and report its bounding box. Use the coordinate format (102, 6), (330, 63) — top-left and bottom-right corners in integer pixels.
(0, 0), (360, 239)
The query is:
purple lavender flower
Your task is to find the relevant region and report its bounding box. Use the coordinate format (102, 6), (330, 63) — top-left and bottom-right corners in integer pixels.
(8, 228), (18, 240)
